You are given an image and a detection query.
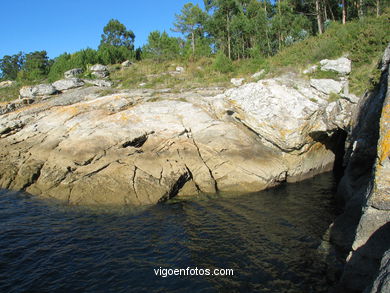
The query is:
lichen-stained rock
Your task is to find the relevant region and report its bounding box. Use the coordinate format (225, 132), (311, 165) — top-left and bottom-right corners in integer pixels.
(0, 72), (357, 205)
(330, 43), (390, 293)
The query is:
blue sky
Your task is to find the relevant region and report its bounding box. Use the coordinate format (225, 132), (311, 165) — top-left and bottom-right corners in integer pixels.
(0, 0), (205, 59)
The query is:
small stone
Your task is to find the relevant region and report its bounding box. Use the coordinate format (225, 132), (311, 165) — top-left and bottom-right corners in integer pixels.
(121, 60), (132, 68)
(231, 78), (245, 86)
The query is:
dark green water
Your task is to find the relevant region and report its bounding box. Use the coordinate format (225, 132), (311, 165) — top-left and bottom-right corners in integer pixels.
(0, 173), (337, 293)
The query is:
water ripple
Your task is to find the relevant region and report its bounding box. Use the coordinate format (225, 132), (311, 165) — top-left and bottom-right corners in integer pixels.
(0, 173), (337, 292)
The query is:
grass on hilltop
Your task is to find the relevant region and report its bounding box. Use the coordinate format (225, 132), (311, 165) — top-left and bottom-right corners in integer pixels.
(1, 12), (389, 103)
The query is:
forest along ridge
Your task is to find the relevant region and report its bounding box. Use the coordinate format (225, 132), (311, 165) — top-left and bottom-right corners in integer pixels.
(0, 55), (359, 205)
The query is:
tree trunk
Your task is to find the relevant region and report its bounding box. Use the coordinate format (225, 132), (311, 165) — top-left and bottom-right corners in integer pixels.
(227, 13), (231, 60)
(377, 0), (381, 16)
(342, 0), (346, 24)
(191, 32), (195, 56)
(327, 0), (335, 21)
(358, 0), (364, 18)
(316, 0), (324, 34)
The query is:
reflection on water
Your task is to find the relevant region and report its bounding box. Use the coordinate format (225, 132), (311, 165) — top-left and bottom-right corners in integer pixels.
(0, 173), (337, 293)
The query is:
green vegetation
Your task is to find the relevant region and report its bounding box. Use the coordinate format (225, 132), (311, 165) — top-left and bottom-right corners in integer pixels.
(328, 92), (342, 102)
(0, 2), (389, 102)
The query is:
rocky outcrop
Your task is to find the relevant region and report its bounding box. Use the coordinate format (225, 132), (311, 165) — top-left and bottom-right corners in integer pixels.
(90, 64), (109, 78)
(64, 68), (83, 78)
(53, 78), (85, 91)
(310, 78), (344, 95)
(83, 79), (113, 87)
(329, 44), (390, 292)
(366, 250), (390, 293)
(0, 70), (357, 205)
(19, 84), (57, 99)
(320, 57), (352, 75)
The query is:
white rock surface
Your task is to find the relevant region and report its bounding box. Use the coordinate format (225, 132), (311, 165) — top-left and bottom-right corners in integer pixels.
(19, 84), (57, 98)
(53, 78), (85, 91)
(320, 57), (351, 75)
(231, 78), (245, 86)
(310, 79), (343, 95)
(251, 70), (265, 79)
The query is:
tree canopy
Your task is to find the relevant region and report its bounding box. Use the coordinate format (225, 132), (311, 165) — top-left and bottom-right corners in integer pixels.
(100, 19), (135, 51)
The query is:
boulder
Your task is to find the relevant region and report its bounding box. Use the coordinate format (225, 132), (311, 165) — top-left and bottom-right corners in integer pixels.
(231, 78), (245, 86)
(19, 84), (57, 99)
(64, 68), (83, 79)
(320, 57), (351, 75)
(310, 78), (343, 95)
(121, 60), (132, 68)
(52, 78), (85, 91)
(0, 80), (16, 89)
(90, 64), (109, 78)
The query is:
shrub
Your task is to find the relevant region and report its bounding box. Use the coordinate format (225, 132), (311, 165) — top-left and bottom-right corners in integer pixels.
(212, 52), (233, 73)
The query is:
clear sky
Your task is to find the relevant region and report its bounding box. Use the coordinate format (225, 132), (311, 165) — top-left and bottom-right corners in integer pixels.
(0, 0), (205, 59)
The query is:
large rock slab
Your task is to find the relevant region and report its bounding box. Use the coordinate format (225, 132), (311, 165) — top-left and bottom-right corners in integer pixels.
(19, 84), (57, 99)
(320, 57), (352, 75)
(310, 78), (343, 95)
(52, 78), (85, 91)
(0, 73), (357, 205)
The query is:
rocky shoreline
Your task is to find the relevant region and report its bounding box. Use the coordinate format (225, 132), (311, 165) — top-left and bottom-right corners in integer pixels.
(0, 48), (389, 292)
(0, 59), (355, 205)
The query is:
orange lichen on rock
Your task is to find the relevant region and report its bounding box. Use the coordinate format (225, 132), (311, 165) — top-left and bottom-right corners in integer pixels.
(379, 104), (390, 164)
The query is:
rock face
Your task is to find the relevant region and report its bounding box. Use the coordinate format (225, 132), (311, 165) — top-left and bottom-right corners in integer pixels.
(64, 68), (83, 78)
(367, 250), (390, 293)
(320, 57), (352, 75)
(83, 79), (113, 87)
(19, 84), (57, 99)
(53, 78), (85, 91)
(310, 78), (344, 95)
(0, 71), (356, 206)
(90, 64), (109, 78)
(329, 44), (390, 292)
